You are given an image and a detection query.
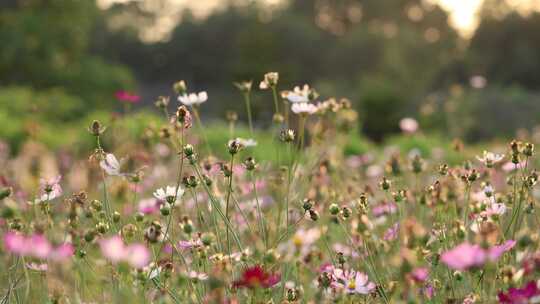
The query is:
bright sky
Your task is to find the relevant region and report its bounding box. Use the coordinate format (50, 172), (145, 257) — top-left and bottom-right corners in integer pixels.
(97, 0), (540, 40)
(435, 0), (484, 36)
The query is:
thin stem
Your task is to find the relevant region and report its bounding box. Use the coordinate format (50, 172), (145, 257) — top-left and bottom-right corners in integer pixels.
(225, 154), (235, 256)
(243, 92), (254, 136)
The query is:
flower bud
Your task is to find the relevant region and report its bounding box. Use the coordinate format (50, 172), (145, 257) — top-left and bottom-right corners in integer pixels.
(342, 206), (352, 218)
(173, 80), (187, 95)
(176, 105), (191, 125)
(227, 139), (243, 155)
(160, 204), (171, 216)
(96, 222), (109, 234)
(309, 210), (319, 221)
(112, 211), (121, 223)
(183, 175), (199, 188)
(183, 144), (195, 157)
(226, 111), (238, 122)
(154, 96), (170, 109)
(0, 187), (12, 200)
(181, 218), (194, 234)
(91, 199), (103, 212)
(329, 203), (340, 215)
(273, 113), (284, 124)
(280, 129), (296, 143)
(263, 249), (279, 264)
(89, 120), (106, 136)
(302, 198), (313, 212)
(243, 157), (257, 171)
(234, 81), (252, 93)
(84, 229), (97, 242)
(411, 154), (423, 174)
(201, 233), (214, 246)
(379, 177), (391, 191)
(438, 164), (449, 176)
(135, 212), (144, 222)
(524, 142), (534, 157)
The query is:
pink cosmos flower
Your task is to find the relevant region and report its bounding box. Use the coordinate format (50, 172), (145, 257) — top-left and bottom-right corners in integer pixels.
(399, 117), (419, 134)
(329, 267), (376, 295)
(115, 91), (141, 104)
(36, 175), (63, 203)
(3, 232), (73, 261)
(383, 223), (399, 241)
(410, 267), (429, 282)
(99, 236), (150, 268)
(372, 202), (397, 217)
(441, 241), (516, 271)
(138, 198), (160, 214)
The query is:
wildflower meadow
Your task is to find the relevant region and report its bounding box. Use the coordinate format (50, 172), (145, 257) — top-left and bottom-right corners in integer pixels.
(1, 72), (540, 304)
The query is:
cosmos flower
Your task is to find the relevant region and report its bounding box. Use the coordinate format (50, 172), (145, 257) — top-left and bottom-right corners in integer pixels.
(331, 268), (376, 295)
(3, 232), (73, 261)
(153, 185), (185, 205)
(99, 236), (150, 268)
(36, 175), (63, 203)
(291, 102), (318, 115)
(26, 262), (48, 272)
(115, 91), (141, 103)
(281, 84), (318, 103)
(410, 267), (429, 282)
(441, 241), (516, 271)
(100, 153), (121, 176)
(233, 265), (280, 289)
(259, 72), (279, 89)
(178, 91), (208, 106)
(399, 117), (419, 134)
(236, 138), (257, 147)
(188, 271), (209, 281)
(476, 151), (505, 168)
(498, 281), (540, 304)
(138, 198), (160, 214)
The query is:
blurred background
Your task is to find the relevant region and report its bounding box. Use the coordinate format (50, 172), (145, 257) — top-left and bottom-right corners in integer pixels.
(2, 0), (540, 153)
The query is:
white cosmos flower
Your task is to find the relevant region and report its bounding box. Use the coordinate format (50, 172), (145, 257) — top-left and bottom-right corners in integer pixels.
(291, 102), (318, 115)
(237, 138), (257, 147)
(281, 84), (314, 103)
(153, 185), (184, 204)
(476, 150), (505, 167)
(188, 271), (209, 281)
(100, 153), (121, 176)
(178, 91), (208, 106)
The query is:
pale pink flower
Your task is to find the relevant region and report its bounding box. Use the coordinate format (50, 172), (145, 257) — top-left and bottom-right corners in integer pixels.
(36, 175), (63, 203)
(138, 198), (160, 214)
(26, 262), (48, 272)
(399, 117), (419, 134)
(291, 102), (318, 115)
(99, 236), (127, 263)
(3, 232), (73, 261)
(125, 244), (151, 268)
(441, 241), (515, 271)
(99, 236), (150, 268)
(476, 151), (505, 167)
(331, 268), (376, 295)
(100, 153), (121, 176)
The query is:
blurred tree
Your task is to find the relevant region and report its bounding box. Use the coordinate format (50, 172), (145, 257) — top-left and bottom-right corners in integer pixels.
(0, 0), (134, 108)
(469, 2), (540, 90)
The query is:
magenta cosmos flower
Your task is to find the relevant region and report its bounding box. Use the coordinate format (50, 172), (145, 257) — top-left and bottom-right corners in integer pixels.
(115, 91), (141, 103)
(498, 281), (540, 303)
(441, 240), (516, 271)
